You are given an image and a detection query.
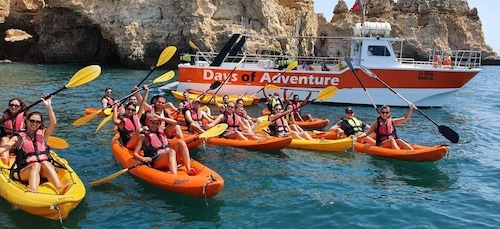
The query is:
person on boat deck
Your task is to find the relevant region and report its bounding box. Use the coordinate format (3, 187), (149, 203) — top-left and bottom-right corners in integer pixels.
(112, 100), (144, 149)
(321, 62), (330, 71)
(209, 102), (259, 140)
(138, 86), (184, 139)
(283, 89), (313, 122)
(268, 104), (313, 140)
(1, 98), (28, 164)
(263, 87), (284, 114)
(0, 95), (69, 194)
(329, 107), (376, 143)
(101, 87), (115, 109)
(184, 99), (214, 134)
(358, 104), (414, 150)
(214, 94), (230, 114)
(133, 117), (195, 176)
(235, 98), (260, 129)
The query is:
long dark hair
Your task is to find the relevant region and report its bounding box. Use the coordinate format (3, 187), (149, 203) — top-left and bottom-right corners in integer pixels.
(25, 111), (45, 130)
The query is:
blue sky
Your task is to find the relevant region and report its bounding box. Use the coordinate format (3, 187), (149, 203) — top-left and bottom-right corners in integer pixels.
(314, 0), (499, 53)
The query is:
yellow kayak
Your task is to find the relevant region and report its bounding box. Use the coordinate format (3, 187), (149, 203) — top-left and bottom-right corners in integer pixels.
(0, 151), (86, 220)
(171, 90), (254, 105)
(288, 137), (354, 152)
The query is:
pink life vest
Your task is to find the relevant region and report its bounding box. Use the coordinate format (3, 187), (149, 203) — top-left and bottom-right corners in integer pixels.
(188, 107), (203, 125)
(225, 112), (240, 131)
(270, 115), (289, 134)
(18, 130), (49, 165)
(376, 117), (396, 143)
(2, 110), (25, 136)
(102, 96), (114, 107)
(143, 130), (171, 157)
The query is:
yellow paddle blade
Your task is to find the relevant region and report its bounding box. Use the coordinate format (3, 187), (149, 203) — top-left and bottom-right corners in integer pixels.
(265, 84), (280, 90)
(152, 70), (175, 84)
(66, 65), (101, 88)
(189, 40), (198, 50)
(201, 123), (228, 138)
(47, 136), (69, 149)
(95, 114), (112, 133)
(317, 86), (338, 101)
(253, 121), (271, 133)
(72, 109), (101, 126)
(156, 46), (177, 67)
(90, 168), (129, 186)
(103, 108), (112, 115)
(286, 60), (298, 71)
(257, 115), (268, 122)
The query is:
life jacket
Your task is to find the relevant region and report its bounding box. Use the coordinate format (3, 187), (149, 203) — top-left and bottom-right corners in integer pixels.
(101, 96), (114, 107)
(374, 117), (398, 145)
(1, 110), (25, 136)
(118, 114), (140, 146)
(224, 112), (240, 131)
(267, 98), (283, 112)
(268, 114), (289, 136)
(181, 100), (193, 110)
(291, 102), (301, 113)
(142, 130), (172, 158)
(144, 108), (172, 127)
(14, 130), (51, 168)
(341, 117), (363, 136)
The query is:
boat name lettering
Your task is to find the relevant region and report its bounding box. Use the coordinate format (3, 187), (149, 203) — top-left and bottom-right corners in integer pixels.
(259, 72), (339, 86)
(418, 71), (434, 80)
(203, 70), (238, 82)
(241, 72), (257, 82)
(173, 179), (188, 186)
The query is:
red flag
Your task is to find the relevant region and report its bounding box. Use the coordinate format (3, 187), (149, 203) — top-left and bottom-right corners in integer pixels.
(351, 0), (361, 12)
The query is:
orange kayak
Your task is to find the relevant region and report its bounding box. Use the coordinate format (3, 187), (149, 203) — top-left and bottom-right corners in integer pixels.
(84, 107), (105, 115)
(294, 119), (329, 130)
(354, 142), (449, 162)
(207, 136), (292, 151)
(111, 134), (224, 198)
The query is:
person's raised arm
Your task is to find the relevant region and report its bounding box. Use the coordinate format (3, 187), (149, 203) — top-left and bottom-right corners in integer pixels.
(301, 91), (312, 106)
(43, 95), (56, 139)
(394, 102), (414, 125)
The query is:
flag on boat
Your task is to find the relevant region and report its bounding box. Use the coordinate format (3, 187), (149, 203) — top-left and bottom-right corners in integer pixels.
(351, 0), (362, 12)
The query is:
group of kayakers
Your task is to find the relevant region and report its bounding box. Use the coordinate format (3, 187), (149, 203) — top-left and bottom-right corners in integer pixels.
(0, 96), (70, 194)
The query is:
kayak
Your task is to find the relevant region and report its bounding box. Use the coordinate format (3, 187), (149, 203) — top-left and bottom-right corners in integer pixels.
(207, 136), (292, 151)
(0, 151), (86, 220)
(294, 119), (329, 130)
(307, 130), (344, 140)
(84, 107), (105, 115)
(187, 89), (261, 104)
(111, 134), (224, 198)
(171, 90), (254, 105)
(354, 142), (449, 162)
(288, 137), (354, 152)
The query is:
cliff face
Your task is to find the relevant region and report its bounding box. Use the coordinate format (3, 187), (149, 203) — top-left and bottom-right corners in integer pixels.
(0, 0), (496, 67)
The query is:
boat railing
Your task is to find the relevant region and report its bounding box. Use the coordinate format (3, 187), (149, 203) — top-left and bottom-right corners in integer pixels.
(429, 49), (482, 69)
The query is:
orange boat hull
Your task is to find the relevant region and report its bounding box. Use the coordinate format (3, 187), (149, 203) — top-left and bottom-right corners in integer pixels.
(206, 136), (292, 150)
(84, 107), (105, 115)
(354, 142), (449, 162)
(111, 134), (224, 198)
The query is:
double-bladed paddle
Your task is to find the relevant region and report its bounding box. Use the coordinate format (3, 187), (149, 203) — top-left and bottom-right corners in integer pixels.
(89, 123), (228, 186)
(359, 65), (459, 143)
(207, 55), (247, 104)
(344, 57), (379, 113)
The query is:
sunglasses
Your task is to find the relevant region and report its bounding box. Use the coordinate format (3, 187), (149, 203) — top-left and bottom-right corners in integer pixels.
(381, 111), (390, 114)
(9, 104), (20, 108)
(29, 119), (42, 124)
(126, 108), (136, 112)
(346, 111), (353, 114)
(227, 106), (234, 108)
(275, 108), (283, 111)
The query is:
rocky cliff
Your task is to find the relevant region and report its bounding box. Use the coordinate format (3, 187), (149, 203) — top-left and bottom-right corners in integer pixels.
(0, 0), (496, 68)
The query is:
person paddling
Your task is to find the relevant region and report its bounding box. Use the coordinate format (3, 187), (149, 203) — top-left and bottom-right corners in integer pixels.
(1, 98), (28, 163)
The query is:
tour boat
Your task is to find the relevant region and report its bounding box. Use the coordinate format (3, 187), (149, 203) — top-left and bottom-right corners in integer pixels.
(176, 23), (481, 107)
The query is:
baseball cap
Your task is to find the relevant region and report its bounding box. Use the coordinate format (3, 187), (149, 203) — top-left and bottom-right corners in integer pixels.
(273, 92), (280, 96)
(345, 107), (354, 113)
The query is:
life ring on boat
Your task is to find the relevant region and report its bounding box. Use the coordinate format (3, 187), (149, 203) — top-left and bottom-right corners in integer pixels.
(442, 55), (452, 68)
(433, 55), (441, 68)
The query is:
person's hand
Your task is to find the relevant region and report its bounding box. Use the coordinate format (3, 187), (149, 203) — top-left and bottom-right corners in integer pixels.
(408, 102), (414, 110)
(143, 85), (149, 91)
(41, 93), (52, 107)
(142, 157), (153, 164)
(133, 86), (140, 92)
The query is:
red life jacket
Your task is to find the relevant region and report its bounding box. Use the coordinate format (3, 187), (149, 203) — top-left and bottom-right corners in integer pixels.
(2, 110), (25, 136)
(16, 130), (50, 165)
(102, 96), (114, 107)
(269, 114), (289, 135)
(118, 114), (140, 145)
(375, 117), (397, 145)
(224, 112), (240, 131)
(142, 130), (171, 158)
(144, 108), (172, 127)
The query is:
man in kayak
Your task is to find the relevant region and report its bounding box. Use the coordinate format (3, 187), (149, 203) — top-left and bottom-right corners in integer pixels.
(263, 87), (284, 114)
(101, 87), (115, 109)
(329, 107), (375, 143)
(358, 104), (414, 150)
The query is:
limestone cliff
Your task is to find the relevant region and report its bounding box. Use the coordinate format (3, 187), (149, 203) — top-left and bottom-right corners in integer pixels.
(0, 0), (496, 68)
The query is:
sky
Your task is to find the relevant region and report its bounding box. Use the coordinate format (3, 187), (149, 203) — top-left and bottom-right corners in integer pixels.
(314, 0), (499, 53)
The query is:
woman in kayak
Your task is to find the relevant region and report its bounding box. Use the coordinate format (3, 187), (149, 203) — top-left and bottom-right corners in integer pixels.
(358, 104), (414, 150)
(283, 89), (313, 122)
(1, 98), (27, 164)
(0, 94), (69, 194)
(112, 100), (143, 149)
(184, 99), (214, 134)
(209, 102), (259, 140)
(268, 104), (313, 140)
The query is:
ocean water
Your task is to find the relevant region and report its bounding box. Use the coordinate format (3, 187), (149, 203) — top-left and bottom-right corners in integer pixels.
(0, 63), (498, 229)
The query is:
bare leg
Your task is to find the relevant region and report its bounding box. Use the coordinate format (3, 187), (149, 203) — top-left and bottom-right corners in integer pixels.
(167, 150), (177, 175)
(396, 139), (414, 150)
(20, 163), (41, 192)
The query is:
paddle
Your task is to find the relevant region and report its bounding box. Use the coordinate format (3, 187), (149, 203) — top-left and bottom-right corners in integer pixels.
(73, 70), (175, 126)
(344, 57), (378, 113)
(254, 60), (298, 96)
(359, 65), (459, 143)
(255, 86), (338, 131)
(207, 55), (247, 104)
(89, 123), (228, 186)
(189, 40), (211, 64)
(135, 46), (177, 87)
(14, 65), (101, 116)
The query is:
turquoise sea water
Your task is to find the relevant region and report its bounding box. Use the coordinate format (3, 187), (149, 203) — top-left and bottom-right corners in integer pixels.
(0, 63), (498, 228)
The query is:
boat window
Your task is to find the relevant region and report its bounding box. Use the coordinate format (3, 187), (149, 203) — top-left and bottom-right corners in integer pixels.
(368, 46), (391, 56)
